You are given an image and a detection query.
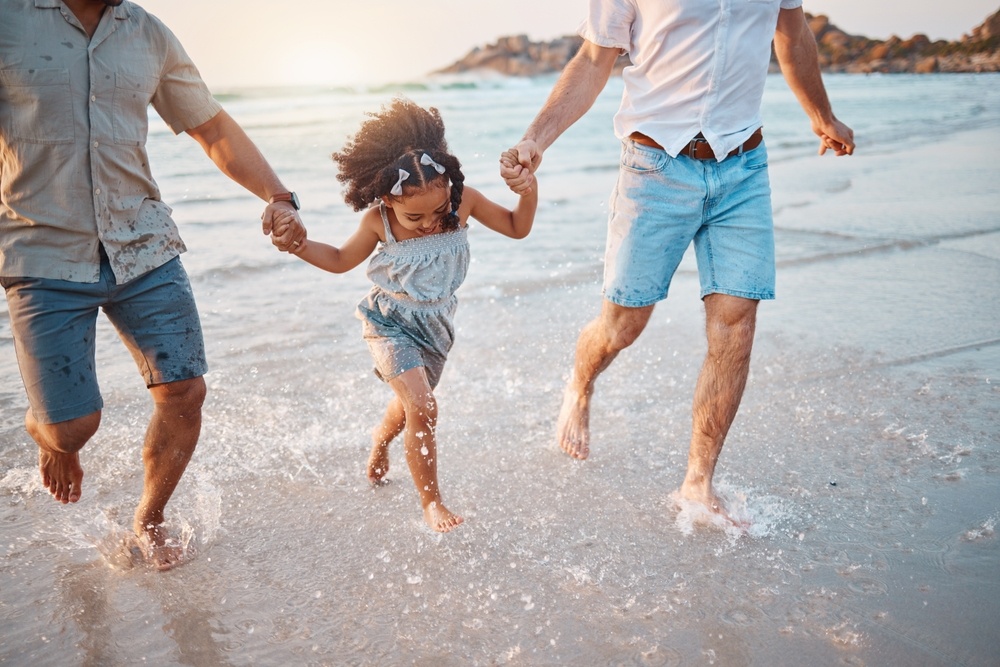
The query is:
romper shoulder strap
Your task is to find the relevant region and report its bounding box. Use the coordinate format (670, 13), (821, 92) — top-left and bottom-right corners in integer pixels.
(378, 201), (396, 244)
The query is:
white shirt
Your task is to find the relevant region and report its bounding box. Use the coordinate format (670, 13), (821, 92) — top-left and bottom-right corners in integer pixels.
(580, 0), (803, 160)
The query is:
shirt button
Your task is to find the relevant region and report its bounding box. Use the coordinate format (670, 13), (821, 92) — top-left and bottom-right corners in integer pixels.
(93, 141), (100, 148)
(91, 95), (97, 102)
(95, 188), (102, 195)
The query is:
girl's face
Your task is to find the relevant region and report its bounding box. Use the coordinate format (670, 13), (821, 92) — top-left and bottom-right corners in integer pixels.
(384, 182), (452, 236)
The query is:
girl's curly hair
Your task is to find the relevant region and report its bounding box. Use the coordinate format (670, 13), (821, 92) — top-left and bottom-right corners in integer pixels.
(332, 98), (465, 231)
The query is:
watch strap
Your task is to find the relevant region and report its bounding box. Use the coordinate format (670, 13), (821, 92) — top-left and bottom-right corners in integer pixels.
(269, 191), (300, 210)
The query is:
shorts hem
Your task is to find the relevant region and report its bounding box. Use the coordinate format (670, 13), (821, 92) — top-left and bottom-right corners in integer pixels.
(700, 287), (775, 301)
(145, 362), (209, 388)
(32, 397), (104, 425)
(603, 290), (667, 309)
(372, 359), (424, 384)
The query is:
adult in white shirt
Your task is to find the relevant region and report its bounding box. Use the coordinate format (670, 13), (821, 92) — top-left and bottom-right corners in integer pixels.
(501, 0), (854, 523)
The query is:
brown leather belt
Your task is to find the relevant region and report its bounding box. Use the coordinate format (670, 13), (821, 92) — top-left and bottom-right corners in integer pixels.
(629, 128), (763, 160)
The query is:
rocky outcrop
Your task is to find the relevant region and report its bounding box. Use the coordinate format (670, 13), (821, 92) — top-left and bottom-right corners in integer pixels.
(801, 8), (1000, 73)
(434, 34), (629, 77)
(433, 8), (1000, 76)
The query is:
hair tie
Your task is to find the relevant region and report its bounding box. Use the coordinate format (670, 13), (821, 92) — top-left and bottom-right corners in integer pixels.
(420, 153), (446, 174)
(390, 169), (410, 196)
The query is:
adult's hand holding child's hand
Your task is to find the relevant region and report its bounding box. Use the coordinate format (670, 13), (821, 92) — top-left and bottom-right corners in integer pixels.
(500, 142), (540, 195)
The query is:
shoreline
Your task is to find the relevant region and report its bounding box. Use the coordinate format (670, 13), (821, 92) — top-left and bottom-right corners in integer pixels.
(1, 83), (998, 666)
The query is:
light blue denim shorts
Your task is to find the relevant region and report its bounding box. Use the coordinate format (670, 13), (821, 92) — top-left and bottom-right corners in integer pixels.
(1, 254), (207, 424)
(603, 138), (776, 307)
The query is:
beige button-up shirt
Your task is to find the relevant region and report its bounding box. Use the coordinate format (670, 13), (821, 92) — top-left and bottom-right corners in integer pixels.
(0, 0), (222, 283)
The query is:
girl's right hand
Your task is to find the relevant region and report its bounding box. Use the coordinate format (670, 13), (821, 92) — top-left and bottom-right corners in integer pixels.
(500, 147), (535, 195)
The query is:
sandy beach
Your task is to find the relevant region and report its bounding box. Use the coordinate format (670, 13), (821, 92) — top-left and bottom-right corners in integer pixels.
(1, 77), (998, 665)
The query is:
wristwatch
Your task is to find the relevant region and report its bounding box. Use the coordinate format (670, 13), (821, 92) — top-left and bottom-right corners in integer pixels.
(269, 191), (300, 210)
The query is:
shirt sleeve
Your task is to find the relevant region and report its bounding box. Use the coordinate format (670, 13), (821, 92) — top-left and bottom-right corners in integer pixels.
(577, 0), (636, 52)
(149, 19), (223, 134)
(780, 0), (804, 8)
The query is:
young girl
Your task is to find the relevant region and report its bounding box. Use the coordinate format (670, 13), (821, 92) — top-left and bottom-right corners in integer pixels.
(275, 99), (536, 533)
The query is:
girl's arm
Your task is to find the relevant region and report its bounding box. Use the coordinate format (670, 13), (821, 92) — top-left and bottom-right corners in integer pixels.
(279, 208), (382, 273)
(463, 184), (537, 240)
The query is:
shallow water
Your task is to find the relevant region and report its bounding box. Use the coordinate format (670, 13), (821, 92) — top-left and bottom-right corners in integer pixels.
(2, 75), (999, 665)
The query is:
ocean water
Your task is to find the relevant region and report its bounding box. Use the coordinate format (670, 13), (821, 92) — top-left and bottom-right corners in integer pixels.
(1, 73), (999, 665)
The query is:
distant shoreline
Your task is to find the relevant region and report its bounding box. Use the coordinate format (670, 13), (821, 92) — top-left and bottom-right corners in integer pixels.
(434, 9), (1000, 77)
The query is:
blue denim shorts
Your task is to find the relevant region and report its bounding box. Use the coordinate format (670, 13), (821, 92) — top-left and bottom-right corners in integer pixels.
(1, 254), (207, 424)
(603, 138), (776, 307)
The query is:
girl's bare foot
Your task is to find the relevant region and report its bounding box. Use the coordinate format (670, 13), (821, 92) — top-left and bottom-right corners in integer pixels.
(367, 440), (391, 486)
(423, 501), (463, 533)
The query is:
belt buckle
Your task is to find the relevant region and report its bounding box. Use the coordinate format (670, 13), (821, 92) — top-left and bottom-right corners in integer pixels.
(688, 136), (710, 160)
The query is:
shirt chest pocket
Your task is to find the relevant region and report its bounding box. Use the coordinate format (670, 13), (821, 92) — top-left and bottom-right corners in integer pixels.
(0, 68), (75, 144)
(112, 72), (159, 146)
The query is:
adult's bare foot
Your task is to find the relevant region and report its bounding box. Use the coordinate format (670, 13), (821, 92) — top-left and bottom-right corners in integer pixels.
(556, 388), (590, 460)
(675, 483), (748, 531)
(130, 523), (187, 571)
(26, 408), (86, 503)
(37, 447), (84, 504)
(367, 439), (391, 486)
(423, 501), (463, 533)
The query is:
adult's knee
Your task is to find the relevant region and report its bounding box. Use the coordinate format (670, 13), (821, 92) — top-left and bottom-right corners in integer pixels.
(704, 295), (758, 354)
(600, 303), (653, 352)
(150, 376), (207, 412)
(27, 410), (101, 455)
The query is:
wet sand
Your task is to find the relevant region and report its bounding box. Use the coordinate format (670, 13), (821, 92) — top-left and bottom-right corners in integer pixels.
(1, 125), (998, 666)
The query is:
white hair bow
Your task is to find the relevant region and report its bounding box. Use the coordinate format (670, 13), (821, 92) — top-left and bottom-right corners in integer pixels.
(390, 169), (410, 196)
(420, 153), (446, 174)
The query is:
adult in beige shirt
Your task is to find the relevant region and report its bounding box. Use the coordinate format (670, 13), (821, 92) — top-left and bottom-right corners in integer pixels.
(0, 0), (306, 569)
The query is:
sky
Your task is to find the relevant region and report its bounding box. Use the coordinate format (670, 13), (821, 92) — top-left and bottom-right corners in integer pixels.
(136, 0), (1000, 88)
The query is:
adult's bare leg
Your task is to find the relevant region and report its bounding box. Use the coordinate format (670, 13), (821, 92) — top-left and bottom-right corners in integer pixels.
(557, 300), (654, 459)
(25, 409), (101, 504)
(679, 293), (758, 517)
(132, 376), (206, 570)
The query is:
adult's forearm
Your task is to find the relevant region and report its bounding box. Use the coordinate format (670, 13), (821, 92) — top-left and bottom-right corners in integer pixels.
(523, 42), (619, 151)
(188, 110), (288, 201)
(774, 9), (834, 125)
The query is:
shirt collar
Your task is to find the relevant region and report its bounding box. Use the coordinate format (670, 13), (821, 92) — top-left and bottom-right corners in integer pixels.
(34, 0), (132, 20)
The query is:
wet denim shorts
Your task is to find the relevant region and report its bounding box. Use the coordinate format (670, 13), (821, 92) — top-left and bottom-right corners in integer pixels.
(1, 255), (207, 424)
(603, 138), (776, 307)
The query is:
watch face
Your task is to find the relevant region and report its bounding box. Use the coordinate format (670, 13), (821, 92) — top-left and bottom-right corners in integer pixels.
(290, 192), (301, 210)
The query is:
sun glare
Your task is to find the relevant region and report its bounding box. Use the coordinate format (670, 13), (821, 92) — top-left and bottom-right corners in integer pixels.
(277, 41), (369, 88)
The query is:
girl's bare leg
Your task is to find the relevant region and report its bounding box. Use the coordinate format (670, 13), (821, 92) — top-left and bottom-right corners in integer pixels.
(368, 397), (405, 485)
(388, 368), (463, 533)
